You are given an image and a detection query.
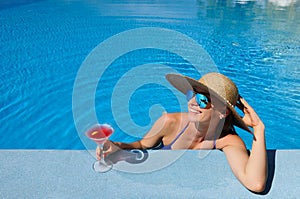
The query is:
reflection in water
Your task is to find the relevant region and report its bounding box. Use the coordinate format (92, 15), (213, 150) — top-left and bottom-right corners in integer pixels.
(269, 0), (297, 7)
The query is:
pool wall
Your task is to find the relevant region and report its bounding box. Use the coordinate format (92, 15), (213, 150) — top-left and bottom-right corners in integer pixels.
(1, 150), (299, 198)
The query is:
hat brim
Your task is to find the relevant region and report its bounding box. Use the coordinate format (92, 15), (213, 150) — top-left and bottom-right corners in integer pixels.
(166, 73), (252, 133)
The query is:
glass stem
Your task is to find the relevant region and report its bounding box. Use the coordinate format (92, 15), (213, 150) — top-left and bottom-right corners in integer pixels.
(99, 143), (105, 162)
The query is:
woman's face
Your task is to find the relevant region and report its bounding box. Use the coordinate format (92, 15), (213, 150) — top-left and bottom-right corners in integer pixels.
(187, 93), (228, 124)
(187, 95), (213, 123)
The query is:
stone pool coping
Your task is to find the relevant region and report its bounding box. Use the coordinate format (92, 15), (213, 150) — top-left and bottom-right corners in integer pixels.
(0, 150), (299, 198)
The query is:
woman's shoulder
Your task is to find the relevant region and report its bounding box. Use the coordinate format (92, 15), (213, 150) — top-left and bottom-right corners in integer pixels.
(158, 112), (188, 134)
(161, 112), (188, 124)
(217, 133), (246, 150)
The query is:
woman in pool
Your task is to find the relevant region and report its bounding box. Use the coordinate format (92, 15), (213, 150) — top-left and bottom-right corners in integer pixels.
(97, 72), (267, 192)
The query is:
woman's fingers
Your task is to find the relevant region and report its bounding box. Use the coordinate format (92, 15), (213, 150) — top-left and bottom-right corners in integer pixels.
(236, 96), (245, 111)
(96, 146), (101, 160)
(240, 97), (252, 110)
(95, 140), (119, 160)
(240, 98), (261, 127)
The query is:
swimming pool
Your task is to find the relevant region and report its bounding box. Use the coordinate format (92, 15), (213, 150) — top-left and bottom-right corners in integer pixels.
(0, 0), (299, 149)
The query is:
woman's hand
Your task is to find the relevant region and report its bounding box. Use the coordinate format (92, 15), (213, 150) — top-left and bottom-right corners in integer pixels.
(239, 97), (265, 132)
(96, 140), (120, 160)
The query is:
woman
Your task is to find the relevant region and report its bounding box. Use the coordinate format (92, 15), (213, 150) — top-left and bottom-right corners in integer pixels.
(97, 72), (267, 192)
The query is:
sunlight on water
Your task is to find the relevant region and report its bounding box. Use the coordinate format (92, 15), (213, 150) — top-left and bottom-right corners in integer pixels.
(0, 0), (299, 149)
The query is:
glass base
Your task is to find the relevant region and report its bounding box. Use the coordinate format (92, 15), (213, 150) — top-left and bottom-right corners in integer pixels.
(93, 159), (113, 173)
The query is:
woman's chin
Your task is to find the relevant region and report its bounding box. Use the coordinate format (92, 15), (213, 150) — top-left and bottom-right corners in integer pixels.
(188, 112), (200, 122)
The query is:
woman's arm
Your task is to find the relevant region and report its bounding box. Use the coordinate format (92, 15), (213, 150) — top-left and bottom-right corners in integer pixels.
(222, 98), (267, 192)
(116, 113), (172, 149)
(96, 113), (174, 159)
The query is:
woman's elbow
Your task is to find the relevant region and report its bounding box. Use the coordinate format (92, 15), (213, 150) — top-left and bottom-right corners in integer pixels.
(247, 180), (266, 193)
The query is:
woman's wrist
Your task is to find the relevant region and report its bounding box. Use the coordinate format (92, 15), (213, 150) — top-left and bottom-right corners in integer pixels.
(253, 121), (265, 133)
(252, 121), (266, 144)
(111, 141), (121, 148)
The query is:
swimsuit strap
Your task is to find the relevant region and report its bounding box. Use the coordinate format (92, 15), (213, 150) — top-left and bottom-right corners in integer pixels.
(213, 131), (218, 149)
(162, 122), (190, 149)
(213, 138), (217, 149)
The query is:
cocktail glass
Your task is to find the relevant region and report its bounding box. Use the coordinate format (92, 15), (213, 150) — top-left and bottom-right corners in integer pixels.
(85, 124), (114, 172)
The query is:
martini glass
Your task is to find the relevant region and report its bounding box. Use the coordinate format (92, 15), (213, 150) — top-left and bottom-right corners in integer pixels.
(85, 124), (114, 172)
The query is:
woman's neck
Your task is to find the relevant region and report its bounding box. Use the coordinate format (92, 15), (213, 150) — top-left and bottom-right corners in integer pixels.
(192, 120), (222, 141)
(192, 122), (209, 138)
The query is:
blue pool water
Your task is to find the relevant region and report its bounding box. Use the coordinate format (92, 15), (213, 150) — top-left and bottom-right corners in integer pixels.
(0, 0), (299, 149)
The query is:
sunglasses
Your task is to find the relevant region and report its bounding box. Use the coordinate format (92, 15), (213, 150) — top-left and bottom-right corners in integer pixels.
(186, 90), (211, 109)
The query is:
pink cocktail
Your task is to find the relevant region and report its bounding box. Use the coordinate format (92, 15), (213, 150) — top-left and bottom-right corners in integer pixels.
(85, 124), (114, 172)
(86, 124), (114, 145)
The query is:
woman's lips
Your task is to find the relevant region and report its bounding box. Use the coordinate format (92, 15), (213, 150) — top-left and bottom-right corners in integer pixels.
(189, 105), (202, 114)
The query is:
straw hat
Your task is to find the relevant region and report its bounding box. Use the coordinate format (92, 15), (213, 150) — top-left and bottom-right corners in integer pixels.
(166, 73), (251, 133)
